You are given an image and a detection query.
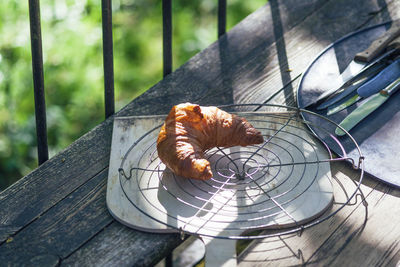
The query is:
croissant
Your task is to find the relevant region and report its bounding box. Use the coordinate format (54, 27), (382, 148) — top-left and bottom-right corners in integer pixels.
(157, 103), (264, 180)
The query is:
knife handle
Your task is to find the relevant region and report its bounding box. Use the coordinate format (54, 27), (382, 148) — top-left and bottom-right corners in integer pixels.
(354, 20), (400, 62)
(357, 58), (400, 97)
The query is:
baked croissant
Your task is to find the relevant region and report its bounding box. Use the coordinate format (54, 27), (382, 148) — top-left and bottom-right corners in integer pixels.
(157, 103), (264, 180)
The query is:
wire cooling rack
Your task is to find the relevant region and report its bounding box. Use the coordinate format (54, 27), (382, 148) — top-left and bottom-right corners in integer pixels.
(112, 104), (365, 240)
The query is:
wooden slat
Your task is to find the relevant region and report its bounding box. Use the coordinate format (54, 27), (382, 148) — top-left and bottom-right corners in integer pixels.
(0, 167), (183, 266)
(0, 169), (112, 263)
(61, 222), (183, 266)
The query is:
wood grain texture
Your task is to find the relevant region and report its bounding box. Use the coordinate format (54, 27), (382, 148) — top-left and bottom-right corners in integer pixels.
(0, 169), (112, 263)
(0, 0), (399, 265)
(61, 222), (184, 267)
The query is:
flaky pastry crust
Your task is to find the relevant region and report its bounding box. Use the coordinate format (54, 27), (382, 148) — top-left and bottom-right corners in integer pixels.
(157, 103), (264, 180)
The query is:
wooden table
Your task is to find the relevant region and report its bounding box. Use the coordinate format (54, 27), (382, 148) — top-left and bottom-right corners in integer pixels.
(1, 0), (400, 266)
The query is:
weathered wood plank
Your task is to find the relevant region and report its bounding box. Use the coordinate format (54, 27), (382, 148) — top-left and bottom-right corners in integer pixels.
(0, 169), (112, 263)
(61, 222), (183, 267)
(0, 168), (183, 267)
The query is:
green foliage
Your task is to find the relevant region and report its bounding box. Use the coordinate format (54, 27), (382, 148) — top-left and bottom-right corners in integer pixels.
(0, 0), (266, 190)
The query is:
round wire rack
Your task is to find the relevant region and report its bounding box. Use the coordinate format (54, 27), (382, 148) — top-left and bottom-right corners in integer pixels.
(117, 104), (365, 240)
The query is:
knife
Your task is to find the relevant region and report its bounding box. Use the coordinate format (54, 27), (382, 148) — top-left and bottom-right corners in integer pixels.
(327, 56), (400, 115)
(316, 56), (390, 110)
(335, 76), (400, 136)
(307, 48), (396, 109)
(304, 21), (400, 108)
(320, 36), (400, 111)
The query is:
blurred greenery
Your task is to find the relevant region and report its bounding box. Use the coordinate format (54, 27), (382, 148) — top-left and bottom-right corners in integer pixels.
(0, 0), (266, 190)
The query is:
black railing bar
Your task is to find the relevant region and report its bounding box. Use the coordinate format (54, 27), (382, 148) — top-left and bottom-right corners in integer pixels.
(162, 2), (172, 265)
(162, 0), (172, 77)
(28, 0), (49, 165)
(162, 3), (173, 266)
(218, 0), (227, 38)
(102, 0), (115, 118)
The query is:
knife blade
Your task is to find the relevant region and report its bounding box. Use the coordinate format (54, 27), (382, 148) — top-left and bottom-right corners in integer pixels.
(327, 56), (400, 115)
(327, 94), (361, 116)
(335, 76), (400, 136)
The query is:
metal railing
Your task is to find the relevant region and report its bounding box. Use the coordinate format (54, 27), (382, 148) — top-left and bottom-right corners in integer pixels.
(28, 0), (227, 166)
(28, 0), (48, 165)
(102, 0), (115, 119)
